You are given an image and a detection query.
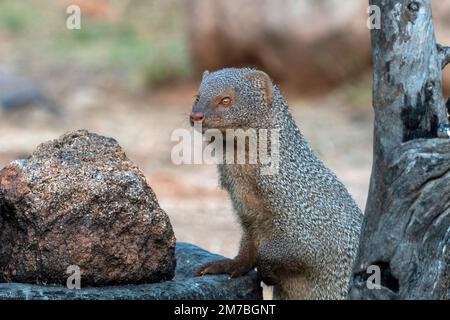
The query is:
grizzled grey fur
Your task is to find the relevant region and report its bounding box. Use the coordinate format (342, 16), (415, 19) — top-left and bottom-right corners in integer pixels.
(192, 68), (363, 300)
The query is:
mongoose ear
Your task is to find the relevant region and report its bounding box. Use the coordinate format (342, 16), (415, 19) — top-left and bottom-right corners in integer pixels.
(245, 70), (274, 106)
(202, 70), (210, 78)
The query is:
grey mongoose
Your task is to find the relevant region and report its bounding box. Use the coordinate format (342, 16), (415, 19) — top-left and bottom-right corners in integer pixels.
(190, 67), (363, 300)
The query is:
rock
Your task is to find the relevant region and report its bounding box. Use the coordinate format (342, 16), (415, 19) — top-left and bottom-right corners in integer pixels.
(185, 0), (370, 92)
(0, 243), (263, 300)
(185, 0), (450, 94)
(0, 130), (176, 286)
(0, 66), (61, 114)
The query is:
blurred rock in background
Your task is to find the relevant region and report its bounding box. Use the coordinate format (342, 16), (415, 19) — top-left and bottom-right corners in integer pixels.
(0, 66), (61, 115)
(185, 0), (450, 95)
(185, 0), (370, 93)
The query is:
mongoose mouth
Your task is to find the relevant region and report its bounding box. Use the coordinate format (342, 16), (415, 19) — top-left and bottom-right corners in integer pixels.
(198, 120), (223, 131)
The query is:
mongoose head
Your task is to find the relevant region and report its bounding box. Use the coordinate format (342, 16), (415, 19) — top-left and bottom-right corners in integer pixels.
(190, 68), (274, 131)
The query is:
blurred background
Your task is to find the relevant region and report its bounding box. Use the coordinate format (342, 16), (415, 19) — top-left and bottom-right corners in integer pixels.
(0, 0), (449, 292)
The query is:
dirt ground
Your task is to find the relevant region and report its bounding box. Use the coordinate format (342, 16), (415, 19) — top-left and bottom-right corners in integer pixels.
(0, 77), (373, 298)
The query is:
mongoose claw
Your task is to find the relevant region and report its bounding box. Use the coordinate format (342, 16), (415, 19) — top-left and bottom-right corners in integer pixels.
(193, 258), (253, 278)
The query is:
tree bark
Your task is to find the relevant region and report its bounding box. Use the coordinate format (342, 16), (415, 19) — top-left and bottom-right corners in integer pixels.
(349, 0), (449, 299)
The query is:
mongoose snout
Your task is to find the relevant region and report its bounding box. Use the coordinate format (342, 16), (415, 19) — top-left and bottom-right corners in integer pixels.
(189, 112), (205, 125)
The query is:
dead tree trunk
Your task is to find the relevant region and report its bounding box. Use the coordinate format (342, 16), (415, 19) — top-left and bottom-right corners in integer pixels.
(349, 0), (449, 299)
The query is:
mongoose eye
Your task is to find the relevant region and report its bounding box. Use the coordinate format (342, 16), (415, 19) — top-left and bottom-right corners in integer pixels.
(220, 97), (232, 107)
(194, 94), (200, 103)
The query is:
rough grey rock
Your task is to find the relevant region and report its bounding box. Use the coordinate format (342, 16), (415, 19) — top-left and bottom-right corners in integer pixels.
(0, 242), (263, 300)
(0, 130), (176, 286)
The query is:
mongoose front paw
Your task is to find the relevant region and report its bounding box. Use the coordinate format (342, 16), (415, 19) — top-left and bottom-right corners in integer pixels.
(193, 258), (254, 278)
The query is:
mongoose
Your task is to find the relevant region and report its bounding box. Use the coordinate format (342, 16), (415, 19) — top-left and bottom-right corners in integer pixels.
(191, 67), (363, 300)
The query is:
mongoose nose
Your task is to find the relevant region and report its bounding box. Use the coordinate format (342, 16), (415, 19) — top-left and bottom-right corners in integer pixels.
(190, 112), (205, 123)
